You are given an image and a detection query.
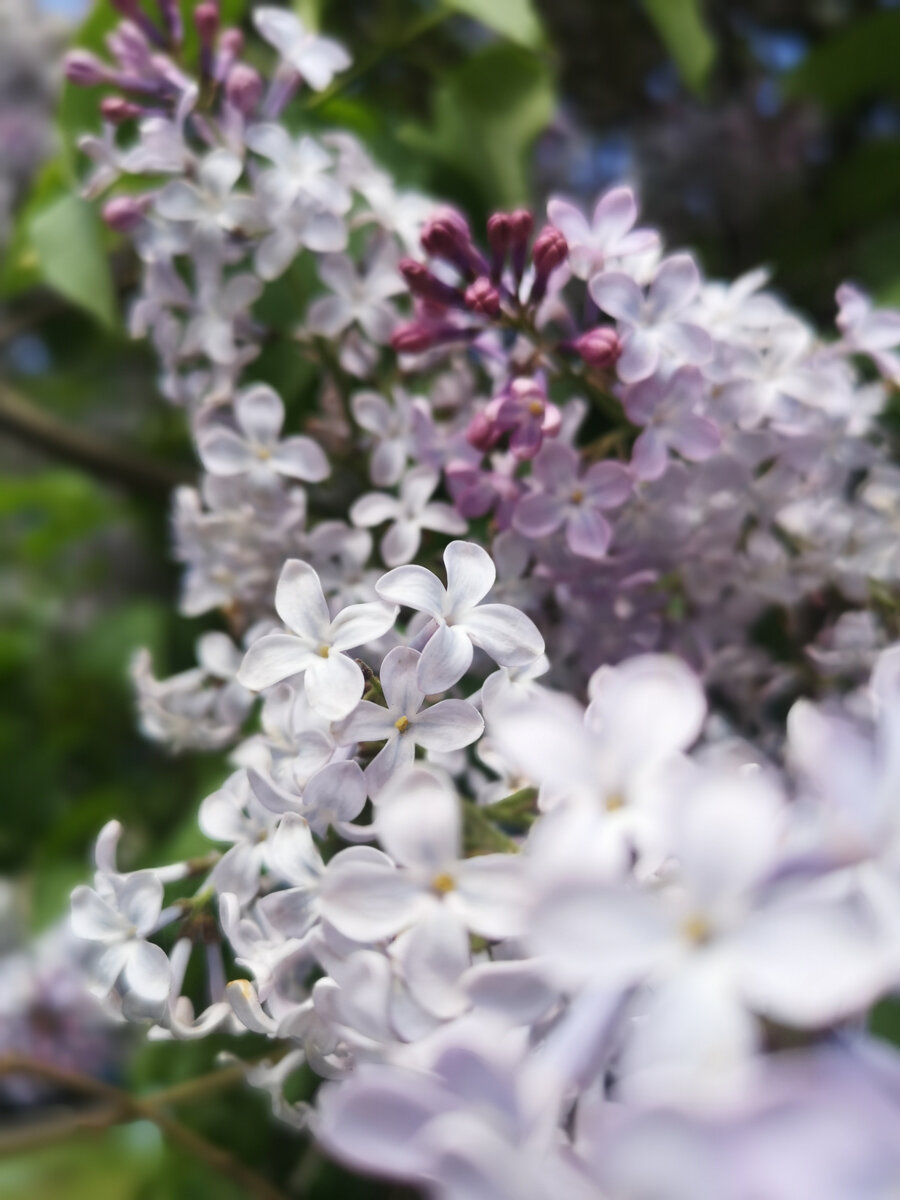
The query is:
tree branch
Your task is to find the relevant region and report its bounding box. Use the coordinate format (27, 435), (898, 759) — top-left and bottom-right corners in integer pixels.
(0, 383), (191, 499)
(0, 1053), (290, 1200)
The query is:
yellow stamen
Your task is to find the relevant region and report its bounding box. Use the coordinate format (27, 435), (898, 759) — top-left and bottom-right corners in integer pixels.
(571, 487), (585, 504)
(317, 645), (330, 658)
(528, 400), (544, 417)
(605, 792), (625, 812)
(681, 914), (711, 945)
(431, 873), (455, 895)
(394, 715), (410, 733)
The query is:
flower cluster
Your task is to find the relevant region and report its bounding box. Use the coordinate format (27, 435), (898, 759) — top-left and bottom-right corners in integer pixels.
(65, 5), (900, 1198)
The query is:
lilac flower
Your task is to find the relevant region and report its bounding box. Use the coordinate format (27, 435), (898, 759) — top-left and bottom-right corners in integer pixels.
(589, 254), (714, 383)
(253, 7), (351, 92)
(350, 466), (467, 567)
(197, 383), (330, 485)
(476, 378), (563, 462)
(623, 366), (721, 481)
(238, 559), (398, 719)
(350, 387), (416, 486)
(836, 283), (900, 385)
(320, 768), (524, 942)
(513, 442), (632, 559)
(306, 246), (405, 343)
(547, 185), (659, 279)
(336, 646), (484, 794)
(376, 541), (545, 693)
(246, 124), (351, 215)
(156, 149), (261, 244)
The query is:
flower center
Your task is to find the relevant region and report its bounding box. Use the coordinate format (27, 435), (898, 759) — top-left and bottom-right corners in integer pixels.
(394, 715), (410, 733)
(681, 913), (712, 945)
(255, 445), (271, 460)
(571, 487), (585, 505)
(317, 645), (330, 658)
(431, 872), (455, 895)
(528, 400), (544, 417)
(605, 792), (625, 812)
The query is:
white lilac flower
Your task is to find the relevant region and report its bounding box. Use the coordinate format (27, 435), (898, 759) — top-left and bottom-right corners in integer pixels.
(156, 149), (261, 245)
(589, 254), (713, 383)
(320, 768), (524, 942)
(238, 558), (398, 719)
(376, 541), (545, 693)
(350, 387), (416, 486)
(547, 185), (659, 280)
(350, 466), (467, 567)
(70, 824), (171, 1019)
(306, 246), (405, 343)
(836, 283), (900, 385)
(253, 7), (351, 92)
(246, 124), (351, 216)
(335, 646), (484, 794)
(197, 383), (330, 485)
(253, 199), (348, 280)
(248, 759), (368, 839)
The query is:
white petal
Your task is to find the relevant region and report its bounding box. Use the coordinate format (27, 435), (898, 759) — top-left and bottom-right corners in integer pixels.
(305, 653), (365, 720)
(271, 436), (330, 482)
(395, 908), (470, 1019)
(71, 886), (129, 944)
(588, 271), (643, 324)
(329, 600), (398, 651)
(444, 541), (496, 612)
(413, 699), (484, 751)
(320, 859), (424, 941)
(351, 491), (402, 527)
(377, 767), (460, 870)
(237, 633), (318, 690)
(417, 623), (473, 693)
(235, 384), (284, 444)
(376, 564), (446, 617)
(275, 558), (331, 641)
(382, 520), (421, 567)
(452, 855), (525, 939)
(462, 604), (544, 668)
(379, 645), (425, 714)
(197, 428), (254, 475)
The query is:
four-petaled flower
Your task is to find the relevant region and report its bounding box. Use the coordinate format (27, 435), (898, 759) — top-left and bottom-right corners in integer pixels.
(350, 465), (467, 567)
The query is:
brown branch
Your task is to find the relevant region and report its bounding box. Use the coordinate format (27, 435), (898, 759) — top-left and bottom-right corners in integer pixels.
(0, 1054), (290, 1200)
(0, 382), (191, 499)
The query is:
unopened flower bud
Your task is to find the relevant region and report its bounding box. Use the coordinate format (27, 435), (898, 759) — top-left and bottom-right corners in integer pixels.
(399, 259), (464, 309)
(102, 195), (148, 232)
(574, 327), (621, 370)
(421, 207), (487, 279)
(100, 96), (143, 123)
(466, 411), (501, 452)
(391, 321), (440, 354)
(225, 64), (263, 115)
(111, 0), (167, 48)
(194, 1), (219, 43)
(530, 225), (568, 303)
(156, 0), (183, 44)
(487, 212), (513, 281)
(509, 208), (533, 281)
(219, 28), (244, 56)
(64, 51), (111, 87)
(465, 277), (501, 318)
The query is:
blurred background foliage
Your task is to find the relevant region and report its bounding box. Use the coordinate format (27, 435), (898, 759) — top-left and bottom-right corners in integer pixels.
(3, 0), (900, 1195)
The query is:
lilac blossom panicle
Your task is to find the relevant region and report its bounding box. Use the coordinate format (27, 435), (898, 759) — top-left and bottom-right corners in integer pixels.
(58, 4), (900, 1198)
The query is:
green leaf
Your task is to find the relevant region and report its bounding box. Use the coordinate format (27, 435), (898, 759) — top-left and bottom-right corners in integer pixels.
(444, 0), (544, 49)
(29, 194), (118, 330)
(640, 0), (715, 95)
(783, 11), (900, 112)
(401, 43), (554, 210)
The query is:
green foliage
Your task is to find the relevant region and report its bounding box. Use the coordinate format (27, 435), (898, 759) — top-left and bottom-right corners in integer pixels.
(784, 10), (900, 113)
(639, 0), (716, 95)
(28, 195), (118, 330)
(401, 42), (554, 210)
(444, 0), (544, 49)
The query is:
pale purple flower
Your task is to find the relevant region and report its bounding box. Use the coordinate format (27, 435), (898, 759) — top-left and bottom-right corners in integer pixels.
(589, 255), (713, 383)
(376, 541), (545, 693)
(237, 559), (398, 719)
(197, 384), (330, 485)
(246, 124), (351, 215)
(836, 283), (900, 385)
(547, 185), (659, 279)
(320, 768), (524, 942)
(351, 387), (416, 486)
(156, 149), (261, 243)
(512, 442), (632, 559)
(254, 200), (348, 280)
(623, 366), (721, 481)
(350, 466), (467, 567)
(253, 7), (351, 92)
(306, 246), (405, 343)
(336, 646), (484, 794)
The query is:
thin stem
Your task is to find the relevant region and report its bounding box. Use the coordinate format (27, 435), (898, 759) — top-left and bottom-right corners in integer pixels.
(0, 1054), (290, 1200)
(0, 383), (191, 499)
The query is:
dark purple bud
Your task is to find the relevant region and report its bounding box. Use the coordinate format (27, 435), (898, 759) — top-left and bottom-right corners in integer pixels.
(225, 63), (263, 115)
(100, 96), (143, 123)
(110, 0), (167, 48)
(465, 276), (501, 318)
(399, 259), (465, 309)
(64, 51), (111, 87)
(194, 1), (219, 43)
(573, 327), (621, 370)
(155, 0), (183, 45)
(486, 212), (513, 281)
(529, 225), (568, 304)
(102, 195), (149, 232)
(421, 207), (488, 279)
(391, 321), (442, 354)
(219, 28), (244, 56)
(509, 208), (533, 281)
